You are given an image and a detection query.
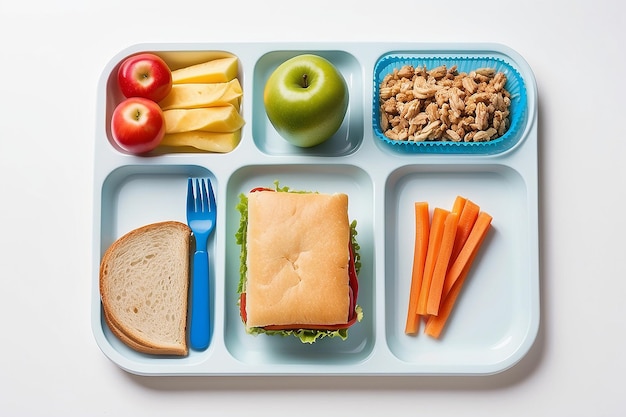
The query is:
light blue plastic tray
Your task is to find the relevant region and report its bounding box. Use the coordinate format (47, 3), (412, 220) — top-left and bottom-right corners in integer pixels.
(92, 42), (539, 376)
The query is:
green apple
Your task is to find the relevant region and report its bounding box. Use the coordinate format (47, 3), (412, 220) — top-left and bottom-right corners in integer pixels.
(263, 54), (349, 147)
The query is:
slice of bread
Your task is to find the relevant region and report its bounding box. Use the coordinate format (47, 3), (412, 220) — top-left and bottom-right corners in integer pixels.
(99, 221), (190, 356)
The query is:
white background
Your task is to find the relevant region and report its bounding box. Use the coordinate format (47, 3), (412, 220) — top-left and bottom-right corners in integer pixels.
(1, 0), (624, 415)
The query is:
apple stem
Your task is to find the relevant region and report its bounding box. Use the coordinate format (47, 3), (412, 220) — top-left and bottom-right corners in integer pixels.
(302, 74), (308, 88)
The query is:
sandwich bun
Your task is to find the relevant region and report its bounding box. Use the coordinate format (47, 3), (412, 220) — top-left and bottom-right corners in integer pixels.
(236, 184), (362, 343)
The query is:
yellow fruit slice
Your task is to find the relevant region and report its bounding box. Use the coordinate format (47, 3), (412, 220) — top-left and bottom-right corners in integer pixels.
(160, 130), (241, 153)
(171, 57), (238, 84)
(163, 105), (245, 133)
(159, 79), (243, 110)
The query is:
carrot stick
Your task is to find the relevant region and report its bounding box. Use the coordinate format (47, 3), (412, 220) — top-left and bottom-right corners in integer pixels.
(416, 208), (449, 315)
(451, 195), (467, 215)
(450, 199), (480, 263)
(425, 213), (492, 338)
(405, 202), (430, 335)
(423, 260), (472, 338)
(442, 211), (493, 301)
(426, 212), (459, 315)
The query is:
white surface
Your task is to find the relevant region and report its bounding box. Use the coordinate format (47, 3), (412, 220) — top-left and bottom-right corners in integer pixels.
(0, 0), (623, 414)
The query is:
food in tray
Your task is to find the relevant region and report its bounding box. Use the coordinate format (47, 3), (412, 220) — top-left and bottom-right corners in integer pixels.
(159, 130), (241, 153)
(110, 97), (166, 154)
(117, 53), (173, 103)
(163, 104), (245, 134)
(157, 55), (244, 153)
(158, 79), (242, 110)
(171, 56), (238, 84)
(263, 54), (348, 148)
(235, 183), (362, 344)
(405, 196), (492, 338)
(378, 64), (512, 143)
(99, 221), (190, 356)
(110, 53), (244, 154)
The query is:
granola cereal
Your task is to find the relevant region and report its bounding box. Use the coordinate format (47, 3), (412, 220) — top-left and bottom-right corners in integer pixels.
(378, 64), (512, 143)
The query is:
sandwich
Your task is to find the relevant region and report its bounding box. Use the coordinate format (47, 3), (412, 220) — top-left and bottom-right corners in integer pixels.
(99, 221), (190, 356)
(235, 183), (362, 344)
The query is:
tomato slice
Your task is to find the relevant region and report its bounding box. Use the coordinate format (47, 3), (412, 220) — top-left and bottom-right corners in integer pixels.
(249, 187), (273, 193)
(347, 241), (359, 319)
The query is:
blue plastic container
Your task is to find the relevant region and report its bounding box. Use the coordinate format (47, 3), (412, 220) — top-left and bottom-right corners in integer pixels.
(373, 54), (528, 154)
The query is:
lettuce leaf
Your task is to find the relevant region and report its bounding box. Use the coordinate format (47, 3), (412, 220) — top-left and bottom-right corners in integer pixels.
(235, 182), (362, 344)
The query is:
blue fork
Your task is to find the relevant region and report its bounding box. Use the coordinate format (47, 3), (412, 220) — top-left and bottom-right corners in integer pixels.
(186, 178), (216, 350)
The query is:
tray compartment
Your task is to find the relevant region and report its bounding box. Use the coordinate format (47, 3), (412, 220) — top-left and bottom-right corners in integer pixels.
(223, 163), (375, 365)
(103, 49), (244, 155)
(384, 163), (536, 372)
(373, 52), (528, 155)
(99, 164), (218, 363)
(252, 50), (364, 157)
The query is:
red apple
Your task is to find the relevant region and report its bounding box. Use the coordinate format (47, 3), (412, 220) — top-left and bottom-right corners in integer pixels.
(117, 53), (172, 102)
(110, 97), (165, 154)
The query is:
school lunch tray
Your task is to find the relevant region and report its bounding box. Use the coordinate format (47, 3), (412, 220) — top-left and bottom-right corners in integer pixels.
(91, 42), (539, 376)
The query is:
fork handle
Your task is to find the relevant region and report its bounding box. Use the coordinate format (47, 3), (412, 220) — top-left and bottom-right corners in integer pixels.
(190, 250), (210, 350)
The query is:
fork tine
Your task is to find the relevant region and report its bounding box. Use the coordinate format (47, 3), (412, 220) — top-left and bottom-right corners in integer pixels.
(187, 177), (194, 211)
(207, 179), (216, 212)
(194, 178), (204, 212)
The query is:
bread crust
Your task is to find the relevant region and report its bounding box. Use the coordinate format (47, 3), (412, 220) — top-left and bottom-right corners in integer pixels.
(245, 191), (350, 329)
(99, 221), (190, 356)
(102, 309), (187, 356)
